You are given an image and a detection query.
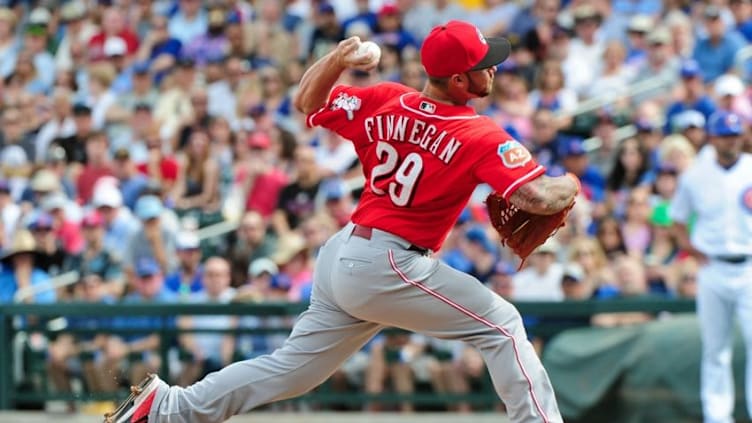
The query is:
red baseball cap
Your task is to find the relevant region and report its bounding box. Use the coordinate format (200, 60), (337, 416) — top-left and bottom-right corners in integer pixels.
(247, 131), (271, 149)
(421, 20), (511, 78)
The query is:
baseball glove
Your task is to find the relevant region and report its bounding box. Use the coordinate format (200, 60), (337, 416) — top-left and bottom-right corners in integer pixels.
(486, 187), (576, 268)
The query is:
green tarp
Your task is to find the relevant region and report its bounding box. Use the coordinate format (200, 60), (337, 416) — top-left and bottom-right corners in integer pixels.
(543, 314), (751, 423)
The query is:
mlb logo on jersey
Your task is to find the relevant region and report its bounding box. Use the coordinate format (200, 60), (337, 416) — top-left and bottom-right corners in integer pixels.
(497, 140), (531, 168)
(419, 101), (436, 114)
(742, 187), (752, 213)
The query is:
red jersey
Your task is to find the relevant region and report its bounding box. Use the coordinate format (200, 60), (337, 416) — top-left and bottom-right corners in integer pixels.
(307, 82), (544, 252)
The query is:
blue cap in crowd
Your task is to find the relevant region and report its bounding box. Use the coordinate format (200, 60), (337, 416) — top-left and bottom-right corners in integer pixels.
(465, 226), (497, 253)
(558, 136), (587, 157)
(680, 59), (702, 79)
(707, 111), (744, 137)
(28, 213), (53, 231)
(135, 195), (163, 220)
(136, 257), (161, 278)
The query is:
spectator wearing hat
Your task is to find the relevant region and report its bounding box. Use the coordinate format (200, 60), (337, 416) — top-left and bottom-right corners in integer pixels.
(0, 7), (19, 79)
(87, 7), (139, 62)
(91, 183), (139, 254)
(713, 73), (752, 122)
(54, 0), (96, 71)
(0, 229), (54, 304)
(0, 106), (36, 164)
(111, 147), (148, 210)
(555, 136), (606, 205)
(64, 210), (124, 297)
(27, 212), (67, 280)
(564, 4), (606, 96)
(176, 256), (237, 386)
(22, 168), (61, 207)
(632, 27), (680, 105)
(182, 7), (230, 68)
(271, 232), (312, 302)
(371, 3), (419, 57)
(692, 4), (746, 83)
(104, 257), (176, 390)
(123, 195), (178, 278)
(671, 111), (708, 158)
(23, 8), (55, 93)
(164, 231), (204, 299)
(272, 145), (323, 235)
(512, 238), (565, 301)
(168, 0), (208, 45)
(664, 59), (717, 134)
(308, 3), (345, 61)
(34, 88), (77, 164)
(624, 14), (652, 68)
(51, 103), (93, 166)
(76, 131), (114, 205)
(507, 0), (561, 46)
(40, 190), (84, 255)
(135, 14), (182, 74)
(235, 257), (282, 301)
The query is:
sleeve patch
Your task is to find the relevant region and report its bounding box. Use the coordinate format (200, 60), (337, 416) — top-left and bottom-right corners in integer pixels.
(497, 140), (532, 168)
(330, 92), (362, 121)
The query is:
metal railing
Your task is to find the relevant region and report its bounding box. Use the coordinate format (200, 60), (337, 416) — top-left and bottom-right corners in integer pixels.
(0, 299), (696, 410)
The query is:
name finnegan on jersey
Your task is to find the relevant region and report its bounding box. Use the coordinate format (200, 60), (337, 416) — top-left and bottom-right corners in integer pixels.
(363, 114), (463, 165)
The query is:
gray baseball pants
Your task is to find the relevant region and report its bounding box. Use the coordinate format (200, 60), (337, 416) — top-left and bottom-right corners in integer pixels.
(148, 223), (562, 422)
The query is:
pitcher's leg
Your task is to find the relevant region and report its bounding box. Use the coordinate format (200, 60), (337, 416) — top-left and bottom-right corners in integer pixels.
(697, 264), (735, 423)
(340, 250), (561, 423)
(149, 303), (381, 423)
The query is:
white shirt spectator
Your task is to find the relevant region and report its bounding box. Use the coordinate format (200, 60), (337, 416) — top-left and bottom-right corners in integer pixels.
(512, 262), (565, 301)
(186, 287), (237, 363)
(564, 38), (605, 97)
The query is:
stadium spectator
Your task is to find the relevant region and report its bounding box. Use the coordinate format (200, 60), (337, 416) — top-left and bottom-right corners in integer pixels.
(88, 7), (139, 62)
(104, 257), (176, 389)
(272, 145), (322, 234)
(224, 211), (277, 287)
(165, 231), (204, 299)
(76, 131), (114, 204)
(592, 255), (654, 327)
(52, 103), (93, 166)
(28, 212), (67, 283)
(512, 238), (565, 301)
(0, 106), (36, 166)
(64, 210), (123, 297)
(54, 1), (95, 72)
(0, 229), (54, 304)
(0, 7), (18, 79)
(171, 129), (220, 214)
(658, 134), (698, 173)
(664, 59), (717, 133)
(595, 216), (628, 261)
(136, 14), (182, 74)
(176, 257), (237, 386)
(528, 59), (578, 128)
(34, 88), (77, 164)
(271, 232), (312, 302)
(123, 195), (177, 277)
(692, 5), (746, 83)
(605, 137), (654, 219)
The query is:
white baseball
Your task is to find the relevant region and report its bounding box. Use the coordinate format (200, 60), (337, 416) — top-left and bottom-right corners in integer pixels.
(352, 41), (381, 69)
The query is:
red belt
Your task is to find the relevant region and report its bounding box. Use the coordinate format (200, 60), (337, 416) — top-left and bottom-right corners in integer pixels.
(352, 224), (430, 255)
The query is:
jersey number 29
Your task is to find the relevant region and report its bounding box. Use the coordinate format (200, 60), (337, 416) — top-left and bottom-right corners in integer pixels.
(370, 141), (423, 207)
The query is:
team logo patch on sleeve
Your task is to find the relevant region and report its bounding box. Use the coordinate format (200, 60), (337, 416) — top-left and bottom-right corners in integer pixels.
(742, 187), (752, 213)
(330, 92), (362, 121)
(497, 140), (532, 168)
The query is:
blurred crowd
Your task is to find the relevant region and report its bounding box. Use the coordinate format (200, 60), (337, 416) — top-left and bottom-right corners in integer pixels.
(1, 0), (752, 413)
